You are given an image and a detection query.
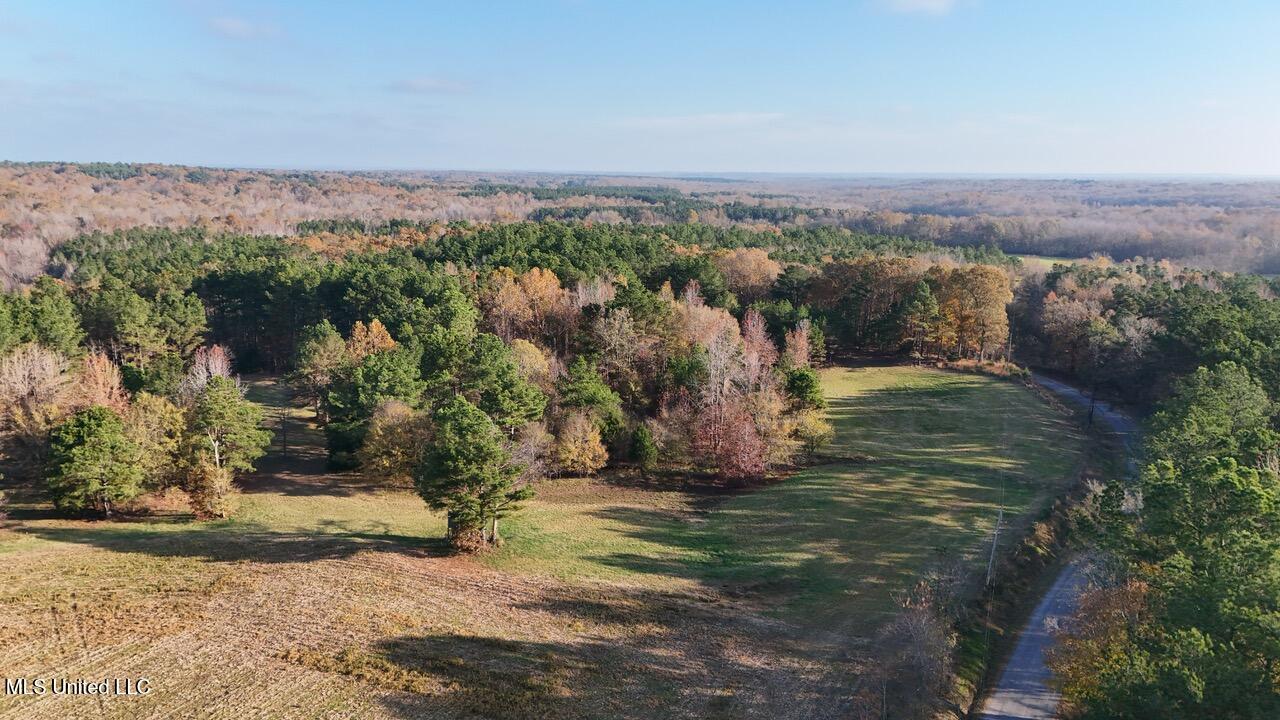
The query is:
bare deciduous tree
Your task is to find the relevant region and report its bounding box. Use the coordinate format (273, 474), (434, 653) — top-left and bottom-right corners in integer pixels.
(0, 344), (71, 471)
(178, 344), (234, 403)
(783, 319), (811, 369)
(76, 352), (129, 412)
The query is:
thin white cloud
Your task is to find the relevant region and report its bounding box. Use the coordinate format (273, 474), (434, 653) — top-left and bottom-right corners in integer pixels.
(190, 73), (305, 97)
(387, 76), (469, 95)
(883, 0), (957, 15)
(207, 16), (278, 41)
(616, 112), (786, 131)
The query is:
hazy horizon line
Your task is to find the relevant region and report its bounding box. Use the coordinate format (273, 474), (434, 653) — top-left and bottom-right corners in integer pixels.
(5, 158), (1280, 183)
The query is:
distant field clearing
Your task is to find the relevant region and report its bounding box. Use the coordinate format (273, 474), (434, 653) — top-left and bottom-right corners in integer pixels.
(1016, 254), (1081, 271)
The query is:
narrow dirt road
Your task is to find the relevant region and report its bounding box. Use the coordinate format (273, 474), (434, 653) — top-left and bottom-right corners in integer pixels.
(976, 373), (1139, 720)
(1031, 375), (1140, 474)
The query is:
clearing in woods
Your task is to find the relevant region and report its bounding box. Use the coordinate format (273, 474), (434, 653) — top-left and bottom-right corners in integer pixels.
(1015, 255), (1081, 272)
(0, 365), (1084, 720)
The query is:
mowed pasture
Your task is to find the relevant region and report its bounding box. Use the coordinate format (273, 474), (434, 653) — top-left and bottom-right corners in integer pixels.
(1015, 254), (1081, 272)
(0, 366), (1084, 720)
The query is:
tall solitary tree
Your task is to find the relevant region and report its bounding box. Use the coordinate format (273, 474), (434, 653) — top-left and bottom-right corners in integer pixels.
(185, 375), (270, 517)
(188, 376), (270, 474)
(46, 406), (142, 515)
(415, 396), (530, 551)
(292, 320), (349, 422)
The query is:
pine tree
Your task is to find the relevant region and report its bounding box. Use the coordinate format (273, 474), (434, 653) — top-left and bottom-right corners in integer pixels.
(556, 357), (623, 439)
(631, 424), (658, 478)
(324, 347), (424, 457)
(292, 320), (349, 421)
(46, 406), (142, 515)
(78, 279), (165, 366)
(415, 396), (530, 550)
(783, 366), (826, 410)
(1147, 362), (1277, 471)
(462, 334), (546, 435)
(901, 280), (941, 358)
(27, 277), (84, 357)
(188, 376), (270, 475)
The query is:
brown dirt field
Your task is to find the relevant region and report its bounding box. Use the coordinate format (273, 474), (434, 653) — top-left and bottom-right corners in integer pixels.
(0, 534), (857, 719)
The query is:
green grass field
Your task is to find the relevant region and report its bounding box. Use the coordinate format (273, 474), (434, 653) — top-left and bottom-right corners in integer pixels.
(0, 365), (1085, 720)
(1016, 254), (1080, 272)
(489, 366), (1083, 629)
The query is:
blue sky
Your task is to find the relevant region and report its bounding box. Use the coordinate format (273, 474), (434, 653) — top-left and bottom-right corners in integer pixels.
(1, 0), (1278, 174)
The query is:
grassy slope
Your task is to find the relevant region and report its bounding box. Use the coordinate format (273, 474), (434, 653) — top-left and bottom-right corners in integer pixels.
(490, 366), (1084, 631)
(0, 365), (1084, 719)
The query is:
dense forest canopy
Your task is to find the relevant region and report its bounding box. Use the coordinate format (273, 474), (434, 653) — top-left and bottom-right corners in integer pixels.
(0, 220), (1022, 543)
(1014, 259), (1280, 406)
(4, 162), (1280, 289)
(1004, 257), (1280, 717)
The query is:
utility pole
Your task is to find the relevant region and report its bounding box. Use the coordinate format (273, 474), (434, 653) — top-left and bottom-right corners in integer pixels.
(986, 507), (1004, 587)
(278, 407), (288, 459)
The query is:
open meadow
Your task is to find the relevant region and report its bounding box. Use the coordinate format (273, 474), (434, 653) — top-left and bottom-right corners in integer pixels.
(1014, 255), (1081, 273)
(0, 366), (1085, 720)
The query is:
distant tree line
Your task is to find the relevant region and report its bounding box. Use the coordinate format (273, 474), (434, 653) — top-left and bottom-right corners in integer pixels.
(459, 183), (685, 204)
(1012, 259), (1280, 406)
(8, 163), (1278, 294)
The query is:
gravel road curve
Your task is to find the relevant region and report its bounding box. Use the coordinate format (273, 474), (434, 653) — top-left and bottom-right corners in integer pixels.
(975, 373), (1138, 720)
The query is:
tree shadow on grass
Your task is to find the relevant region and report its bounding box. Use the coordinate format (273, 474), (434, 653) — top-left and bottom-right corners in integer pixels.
(825, 380), (1075, 474)
(569, 380), (1076, 628)
(343, 632), (710, 720)
(16, 522), (449, 564)
(237, 467), (402, 497)
(580, 457), (998, 621)
(290, 588), (857, 720)
(582, 502), (921, 627)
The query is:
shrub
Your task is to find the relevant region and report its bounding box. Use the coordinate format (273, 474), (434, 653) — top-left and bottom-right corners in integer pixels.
(553, 411), (608, 476)
(793, 410), (834, 459)
(784, 367), (826, 410)
(631, 424), (658, 477)
(188, 459), (237, 519)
